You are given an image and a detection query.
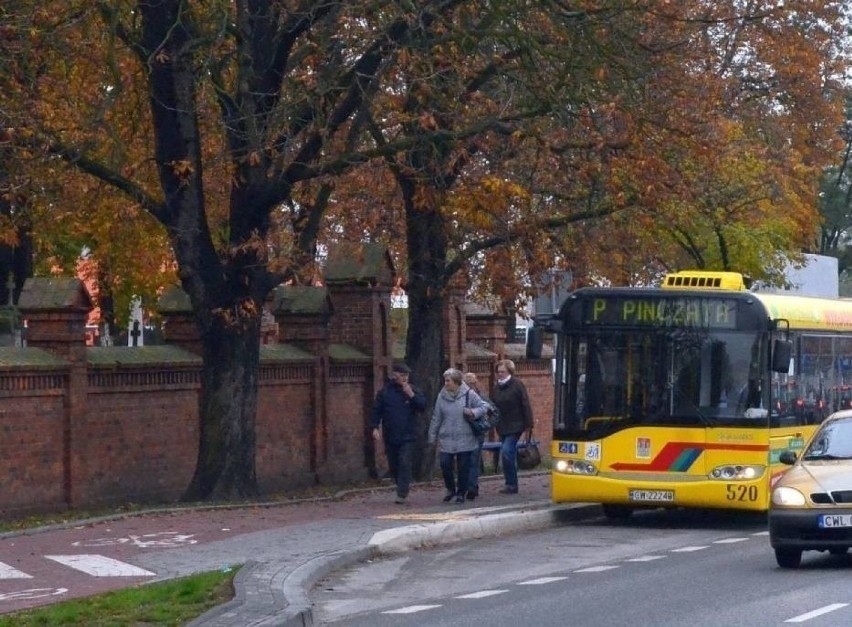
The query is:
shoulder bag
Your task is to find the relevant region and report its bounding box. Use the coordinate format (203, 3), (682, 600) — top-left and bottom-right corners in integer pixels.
(517, 429), (541, 470)
(465, 391), (492, 436)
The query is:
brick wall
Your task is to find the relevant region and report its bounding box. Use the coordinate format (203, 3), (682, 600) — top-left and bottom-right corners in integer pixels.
(0, 261), (554, 518)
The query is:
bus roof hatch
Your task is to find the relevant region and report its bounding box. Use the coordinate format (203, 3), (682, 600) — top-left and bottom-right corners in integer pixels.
(662, 270), (752, 291)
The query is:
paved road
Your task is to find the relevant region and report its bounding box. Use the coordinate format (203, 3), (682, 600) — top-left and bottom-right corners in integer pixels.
(1, 471), (580, 625)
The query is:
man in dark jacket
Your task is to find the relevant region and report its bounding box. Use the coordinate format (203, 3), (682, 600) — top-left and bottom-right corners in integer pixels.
(371, 362), (427, 504)
(491, 359), (534, 494)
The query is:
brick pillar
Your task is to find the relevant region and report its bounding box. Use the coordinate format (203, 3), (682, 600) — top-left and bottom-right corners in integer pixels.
(269, 285), (333, 476)
(158, 287), (202, 354)
(18, 277), (91, 508)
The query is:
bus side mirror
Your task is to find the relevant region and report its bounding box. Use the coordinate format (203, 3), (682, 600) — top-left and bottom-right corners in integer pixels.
(526, 327), (544, 359)
(772, 339), (793, 373)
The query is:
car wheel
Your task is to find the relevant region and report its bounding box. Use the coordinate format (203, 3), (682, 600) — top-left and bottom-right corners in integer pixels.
(774, 547), (802, 569)
(602, 504), (633, 520)
(829, 547), (848, 556)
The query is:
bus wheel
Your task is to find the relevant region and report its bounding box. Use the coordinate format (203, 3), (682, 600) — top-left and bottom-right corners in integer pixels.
(774, 548), (802, 569)
(602, 504), (633, 520)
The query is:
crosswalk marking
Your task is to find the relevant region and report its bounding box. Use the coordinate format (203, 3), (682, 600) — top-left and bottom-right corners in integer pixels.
(45, 555), (155, 577)
(0, 562), (33, 579)
(713, 538), (749, 544)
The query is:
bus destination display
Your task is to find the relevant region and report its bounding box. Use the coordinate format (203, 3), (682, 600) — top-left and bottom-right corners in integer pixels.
(583, 297), (738, 329)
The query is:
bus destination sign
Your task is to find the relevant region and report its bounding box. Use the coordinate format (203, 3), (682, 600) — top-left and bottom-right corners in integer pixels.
(584, 297), (738, 329)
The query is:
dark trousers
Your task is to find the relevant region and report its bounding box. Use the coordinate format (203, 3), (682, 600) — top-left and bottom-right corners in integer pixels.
(385, 440), (413, 498)
(468, 440), (484, 495)
(440, 450), (473, 497)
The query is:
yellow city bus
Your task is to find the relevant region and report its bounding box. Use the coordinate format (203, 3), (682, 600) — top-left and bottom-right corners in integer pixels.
(544, 270), (852, 518)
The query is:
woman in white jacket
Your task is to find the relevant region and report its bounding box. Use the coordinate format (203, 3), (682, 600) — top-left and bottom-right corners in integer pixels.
(428, 368), (487, 503)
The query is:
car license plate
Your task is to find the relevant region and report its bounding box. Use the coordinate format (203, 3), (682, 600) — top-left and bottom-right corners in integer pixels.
(629, 489), (674, 503)
(819, 514), (852, 528)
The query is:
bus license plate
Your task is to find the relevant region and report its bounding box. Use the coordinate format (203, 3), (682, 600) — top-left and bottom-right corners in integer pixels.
(629, 489), (674, 503)
(819, 514), (852, 528)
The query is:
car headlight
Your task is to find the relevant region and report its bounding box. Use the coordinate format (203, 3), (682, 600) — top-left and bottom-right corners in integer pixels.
(772, 486), (806, 507)
(554, 459), (597, 475)
(709, 465), (765, 480)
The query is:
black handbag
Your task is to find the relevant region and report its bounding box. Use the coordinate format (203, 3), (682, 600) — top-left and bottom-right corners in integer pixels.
(465, 391), (492, 436)
(517, 430), (541, 470)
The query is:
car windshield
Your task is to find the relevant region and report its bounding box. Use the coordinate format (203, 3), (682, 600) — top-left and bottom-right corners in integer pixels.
(803, 417), (852, 460)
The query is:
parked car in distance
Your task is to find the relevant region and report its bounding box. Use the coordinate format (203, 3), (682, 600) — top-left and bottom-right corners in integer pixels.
(769, 409), (852, 568)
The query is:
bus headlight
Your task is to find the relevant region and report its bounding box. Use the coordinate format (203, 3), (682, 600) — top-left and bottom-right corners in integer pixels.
(554, 459), (597, 475)
(708, 465), (765, 480)
(772, 486), (806, 507)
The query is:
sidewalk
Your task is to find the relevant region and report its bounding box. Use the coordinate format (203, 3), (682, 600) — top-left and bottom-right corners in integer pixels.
(188, 471), (596, 626)
(1, 471), (598, 626)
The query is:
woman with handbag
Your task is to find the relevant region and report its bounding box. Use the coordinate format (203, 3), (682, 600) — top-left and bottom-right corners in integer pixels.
(462, 372), (497, 500)
(491, 359), (534, 494)
(428, 368), (487, 504)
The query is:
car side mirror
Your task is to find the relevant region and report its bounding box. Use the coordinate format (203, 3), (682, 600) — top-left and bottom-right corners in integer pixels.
(778, 450), (797, 465)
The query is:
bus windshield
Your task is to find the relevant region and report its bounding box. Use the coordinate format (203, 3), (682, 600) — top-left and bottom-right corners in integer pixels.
(558, 327), (769, 439)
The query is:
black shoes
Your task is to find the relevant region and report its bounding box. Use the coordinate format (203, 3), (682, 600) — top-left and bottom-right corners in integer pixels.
(498, 486), (519, 494)
(442, 492), (454, 502)
(455, 495), (465, 504)
(466, 489), (478, 500)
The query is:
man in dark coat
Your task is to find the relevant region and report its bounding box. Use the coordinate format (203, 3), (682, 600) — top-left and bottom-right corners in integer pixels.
(371, 362), (427, 504)
(491, 358), (534, 494)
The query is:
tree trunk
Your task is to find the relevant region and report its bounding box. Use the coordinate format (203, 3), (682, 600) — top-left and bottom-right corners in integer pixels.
(403, 181), (450, 480)
(183, 313), (261, 501)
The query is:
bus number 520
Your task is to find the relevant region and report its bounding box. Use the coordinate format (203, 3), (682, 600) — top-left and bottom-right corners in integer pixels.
(726, 484), (758, 501)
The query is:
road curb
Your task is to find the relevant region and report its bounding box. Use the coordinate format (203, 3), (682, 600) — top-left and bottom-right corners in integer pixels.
(263, 501), (600, 627)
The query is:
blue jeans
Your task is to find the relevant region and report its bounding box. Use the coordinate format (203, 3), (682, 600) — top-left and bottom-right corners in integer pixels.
(440, 450), (472, 497)
(468, 440), (483, 495)
(385, 440), (413, 498)
(501, 433), (521, 489)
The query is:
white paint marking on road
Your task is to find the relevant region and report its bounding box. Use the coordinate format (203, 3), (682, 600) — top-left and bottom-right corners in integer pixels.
(713, 538), (749, 544)
(0, 562), (32, 579)
(381, 604), (442, 614)
(45, 555), (155, 577)
(517, 576), (568, 585)
(671, 546), (709, 553)
(785, 603), (848, 623)
(626, 555), (666, 562)
(752, 530), (770, 536)
(455, 589), (509, 599)
(574, 565), (620, 573)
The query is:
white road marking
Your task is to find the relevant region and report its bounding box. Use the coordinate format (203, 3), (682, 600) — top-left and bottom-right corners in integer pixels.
(752, 530), (770, 536)
(713, 538), (749, 544)
(382, 604), (442, 614)
(0, 588), (67, 602)
(626, 555), (666, 562)
(45, 555), (155, 577)
(574, 565), (620, 573)
(518, 576), (568, 585)
(455, 589), (509, 599)
(785, 603), (848, 623)
(671, 545), (709, 552)
(0, 562), (32, 579)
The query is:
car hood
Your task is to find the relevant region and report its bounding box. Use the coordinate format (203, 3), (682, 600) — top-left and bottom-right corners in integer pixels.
(781, 461), (852, 494)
